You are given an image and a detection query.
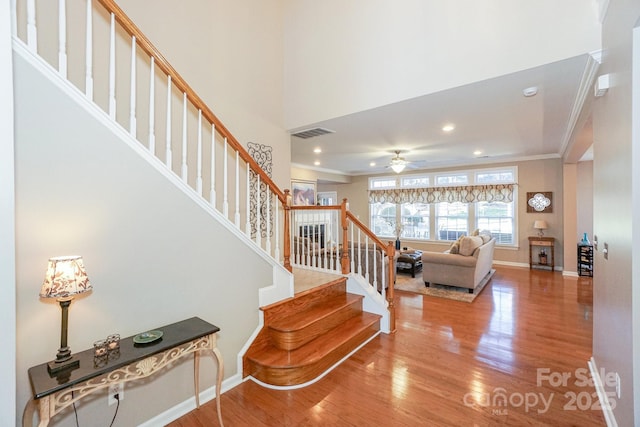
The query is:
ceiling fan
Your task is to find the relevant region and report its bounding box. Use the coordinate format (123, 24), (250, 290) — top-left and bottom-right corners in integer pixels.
(387, 150), (425, 173)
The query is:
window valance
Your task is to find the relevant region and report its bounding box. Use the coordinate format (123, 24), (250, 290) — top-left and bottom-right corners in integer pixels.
(368, 184), (514, 204)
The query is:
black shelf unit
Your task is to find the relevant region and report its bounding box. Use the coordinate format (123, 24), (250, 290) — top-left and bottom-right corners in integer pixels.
(577, 244), (593, 277)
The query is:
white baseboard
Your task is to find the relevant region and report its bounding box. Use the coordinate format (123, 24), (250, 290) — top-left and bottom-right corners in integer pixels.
(138, 373), (242, 427)
(493, 260), (564, 272)
(588, 357), (618, 427)
(492, 260), (529, 268)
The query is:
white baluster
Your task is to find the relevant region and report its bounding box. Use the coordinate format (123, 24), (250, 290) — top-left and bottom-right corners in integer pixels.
(165, 76), (172, 168)
(351, 224), (356, 273)
(58, 0), (67, 78)
(129, 36), (137, 136)
(108, 13), (116, 119)
(26, 0), (37, 51)
(380, 247), (386, 299)
(234, 151), (240, 227)
(148, 57), (155, 152)
(196, 110), (203, 195)
(222, 138), (228, 218)
(245, 168), (251, 236)
(84, 0), (93, 100)
(333, 210), (339, 271)
(255, 174), (261, 248)
(313, 212), (318, 268)
(209, 123), (216, 207)
(364, 235), (370, 284)
(372, 241), (378, 291)
(265, 190), (271, 256)
(181, 92), (187, 182)
(274, 197), (280, 262)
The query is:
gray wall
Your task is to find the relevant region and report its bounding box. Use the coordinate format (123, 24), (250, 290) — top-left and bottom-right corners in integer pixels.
(592, 2), (640, 426)
(14, 51), (272, 426)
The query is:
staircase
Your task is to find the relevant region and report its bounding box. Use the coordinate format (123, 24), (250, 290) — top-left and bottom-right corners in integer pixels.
(12, 0), (394, 391)
(244, 277), (381, 387)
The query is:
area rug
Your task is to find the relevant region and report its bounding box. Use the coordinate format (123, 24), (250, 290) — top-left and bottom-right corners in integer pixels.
(394, 269), (495, 302)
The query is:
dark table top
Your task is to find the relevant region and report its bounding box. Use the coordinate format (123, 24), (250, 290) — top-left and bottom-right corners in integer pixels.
(28, 317), (220, 399)
(397, 251), (422, 260)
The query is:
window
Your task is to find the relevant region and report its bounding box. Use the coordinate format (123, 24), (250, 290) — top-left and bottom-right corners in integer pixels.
(401, 203), (429, 239)
(436, 174), (468, 186)
(370, 202), (396, 237)
(368, 166), (517, 245)
(476, 201), (514, 244)
(436, 202), (468, 240)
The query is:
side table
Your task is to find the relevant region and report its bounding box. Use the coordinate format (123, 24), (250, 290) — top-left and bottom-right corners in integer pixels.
(528, 236), (555, 271)
(23, 317), (224, 427)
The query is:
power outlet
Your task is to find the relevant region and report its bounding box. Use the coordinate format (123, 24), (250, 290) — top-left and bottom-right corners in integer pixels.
(616, 373), (621, 399)
(108, 383), (124, 406)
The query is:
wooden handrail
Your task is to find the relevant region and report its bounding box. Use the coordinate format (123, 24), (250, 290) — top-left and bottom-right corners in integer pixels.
(96, 0), (286, 205)
(346, 211), (388, 251)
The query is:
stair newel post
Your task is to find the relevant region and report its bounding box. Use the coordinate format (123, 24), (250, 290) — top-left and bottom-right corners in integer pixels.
(386, 241), (396, 333)
(340, 199), (350, 275)
(282, 190), (292, 272)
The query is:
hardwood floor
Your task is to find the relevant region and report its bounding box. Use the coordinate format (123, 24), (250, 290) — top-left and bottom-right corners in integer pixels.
(169, 266), (604, 426)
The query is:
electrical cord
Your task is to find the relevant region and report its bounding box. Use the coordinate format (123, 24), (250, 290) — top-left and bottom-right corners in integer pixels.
(109, 393), (120, 427)
(72, 390), (80, 427)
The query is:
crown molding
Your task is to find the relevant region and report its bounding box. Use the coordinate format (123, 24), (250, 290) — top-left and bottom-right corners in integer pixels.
(558, 51), (602, 160)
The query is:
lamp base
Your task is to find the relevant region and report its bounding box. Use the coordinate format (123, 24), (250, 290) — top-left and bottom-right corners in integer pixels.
(47, 356), (79, 375)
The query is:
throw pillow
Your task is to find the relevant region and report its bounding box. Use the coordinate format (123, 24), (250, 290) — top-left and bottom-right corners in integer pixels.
(459, 236), (483, 256)
(449, 242), (460, 254)
(480, 234), (492, 244)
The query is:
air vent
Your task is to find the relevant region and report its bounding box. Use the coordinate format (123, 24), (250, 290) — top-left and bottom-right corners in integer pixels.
(291, 127), (335, 139)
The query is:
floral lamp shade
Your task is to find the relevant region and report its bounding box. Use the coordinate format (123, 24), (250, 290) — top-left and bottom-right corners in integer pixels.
(40, 256), (92, 299)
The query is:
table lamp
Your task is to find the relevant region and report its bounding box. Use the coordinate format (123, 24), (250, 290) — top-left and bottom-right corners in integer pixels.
(534, 220), (548, 238)
(40, 256), (93, 374)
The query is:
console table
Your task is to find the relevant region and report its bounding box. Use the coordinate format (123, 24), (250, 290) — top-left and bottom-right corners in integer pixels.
(23, 317), (223, 427)
(528, 236), (555, 271)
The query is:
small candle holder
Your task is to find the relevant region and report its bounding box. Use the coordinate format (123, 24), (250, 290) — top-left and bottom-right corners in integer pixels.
(93, 354), (108, 368)
(93, 339), (108, 357)
(107, 347), (120, 362)
(107, 334), (120, 352)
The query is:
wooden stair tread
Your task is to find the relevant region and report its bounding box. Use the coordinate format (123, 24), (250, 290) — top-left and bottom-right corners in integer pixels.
(269, 293), (363, 332)
(261, 279), (347, 325)
(247, 312), (381, 368)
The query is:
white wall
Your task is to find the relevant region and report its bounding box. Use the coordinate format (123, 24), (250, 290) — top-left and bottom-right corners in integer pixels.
(14, 52), (273, 426)
(1, 0), (16, 423)
(117, 0), (291, 191)
(283, 0), (601, 128)
(592, 1), (640, 425)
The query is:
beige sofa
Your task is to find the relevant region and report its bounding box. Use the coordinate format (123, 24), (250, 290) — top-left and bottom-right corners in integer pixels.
(421, 235), (496, 293)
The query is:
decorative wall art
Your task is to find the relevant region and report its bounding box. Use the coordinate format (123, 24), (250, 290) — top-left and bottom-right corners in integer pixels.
(248, 142), (273, 238)
(526, 192), (553, 213)
(291, 180), (316, 206)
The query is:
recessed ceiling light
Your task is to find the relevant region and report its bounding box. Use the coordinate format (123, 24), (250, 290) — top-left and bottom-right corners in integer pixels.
(523, 86), (538, 97)
(313, 147), (322, 153)
(474, 150), (482, 156)
(314, 161), (320, 166)
(442, 123), (455, 132)
(370, 162), (376, 167)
